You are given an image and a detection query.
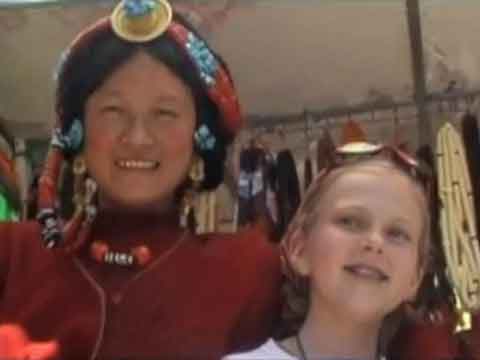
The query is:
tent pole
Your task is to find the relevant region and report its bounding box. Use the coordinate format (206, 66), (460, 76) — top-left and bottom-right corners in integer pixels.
(406, 0), (431, 147)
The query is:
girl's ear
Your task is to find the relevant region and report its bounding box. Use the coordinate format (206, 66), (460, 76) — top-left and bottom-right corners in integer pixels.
(287, 228), (311, 277)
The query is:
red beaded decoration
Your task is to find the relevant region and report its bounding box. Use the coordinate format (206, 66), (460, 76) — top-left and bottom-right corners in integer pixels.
(90, 241), (153, 267)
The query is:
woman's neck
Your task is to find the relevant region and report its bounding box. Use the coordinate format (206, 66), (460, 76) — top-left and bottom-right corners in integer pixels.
(297, 302), (381, 360)
(97, 193), (177, 217)
(91, 204), (182, 249)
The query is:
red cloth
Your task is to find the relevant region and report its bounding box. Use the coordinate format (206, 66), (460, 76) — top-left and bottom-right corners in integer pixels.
(0, 213), (282, 359)
(463, 312), (480, 359)
(390, 309), (463, 360)
(0, 324), (59, 359)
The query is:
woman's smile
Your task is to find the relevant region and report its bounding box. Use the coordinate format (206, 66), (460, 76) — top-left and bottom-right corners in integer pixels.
(115, 159), (160, 170)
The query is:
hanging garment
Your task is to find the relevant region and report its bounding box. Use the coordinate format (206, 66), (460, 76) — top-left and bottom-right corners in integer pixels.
(264, 152), (279, 226)
(0, 152), (20, 221)
(461, 112), (480, 237)
(393, 129), (479, 360)
(26, 169), (42, 220)
(341, 119), (366, 144)
(392, 117), (410, 153)
(13, 139), (30, 219)
(436, 123), (480, 332)
(316, 128), (336, 174)
(0, 187), (18, 221)
(304, 156), (313, 191)
(237, 146), (269, 227)
(275, 150), (301, 238)
(415, 144), (455, 314)
(195, 190), (217, 234)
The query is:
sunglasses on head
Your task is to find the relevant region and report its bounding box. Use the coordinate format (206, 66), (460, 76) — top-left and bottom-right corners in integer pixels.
(330, 141), (432, 194)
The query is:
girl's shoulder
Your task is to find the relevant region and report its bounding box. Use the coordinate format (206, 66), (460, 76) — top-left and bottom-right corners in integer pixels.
(225, 338), (297, 360)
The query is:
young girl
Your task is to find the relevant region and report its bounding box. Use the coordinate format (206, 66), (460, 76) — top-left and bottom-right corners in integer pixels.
(226, 142), (431, 360)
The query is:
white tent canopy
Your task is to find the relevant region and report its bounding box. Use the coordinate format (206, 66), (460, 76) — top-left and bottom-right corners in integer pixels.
(0, 0), (480, 139)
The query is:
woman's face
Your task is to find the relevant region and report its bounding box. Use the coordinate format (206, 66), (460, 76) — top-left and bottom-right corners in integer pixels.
(291, 164), (425, 324)
(84, 51), (196, 213)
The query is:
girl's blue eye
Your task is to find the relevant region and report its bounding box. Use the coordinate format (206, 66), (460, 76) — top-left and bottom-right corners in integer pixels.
(387, 227), (411, 244)
(337, 215), (363, 231)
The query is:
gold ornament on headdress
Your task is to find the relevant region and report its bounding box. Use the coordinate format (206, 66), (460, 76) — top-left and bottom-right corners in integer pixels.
(111, 0), (173, 43)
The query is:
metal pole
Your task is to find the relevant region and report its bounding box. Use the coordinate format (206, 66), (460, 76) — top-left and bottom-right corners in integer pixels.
(406, 0), (431, 147)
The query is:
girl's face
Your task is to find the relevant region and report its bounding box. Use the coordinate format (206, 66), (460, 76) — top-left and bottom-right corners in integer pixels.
(291, 164), (425, 324)
(84, 51), (196, 213)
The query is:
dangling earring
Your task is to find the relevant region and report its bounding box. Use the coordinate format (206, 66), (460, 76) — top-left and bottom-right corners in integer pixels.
(189, 154), (205, 190)
(180, 155), (204, 230)
(72, 155), (97, 223)
(72, 155), (87, 215)
(84, 178), (98, 224)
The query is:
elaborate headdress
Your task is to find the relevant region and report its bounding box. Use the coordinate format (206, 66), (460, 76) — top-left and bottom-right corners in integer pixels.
(37, 0), (243, 249)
